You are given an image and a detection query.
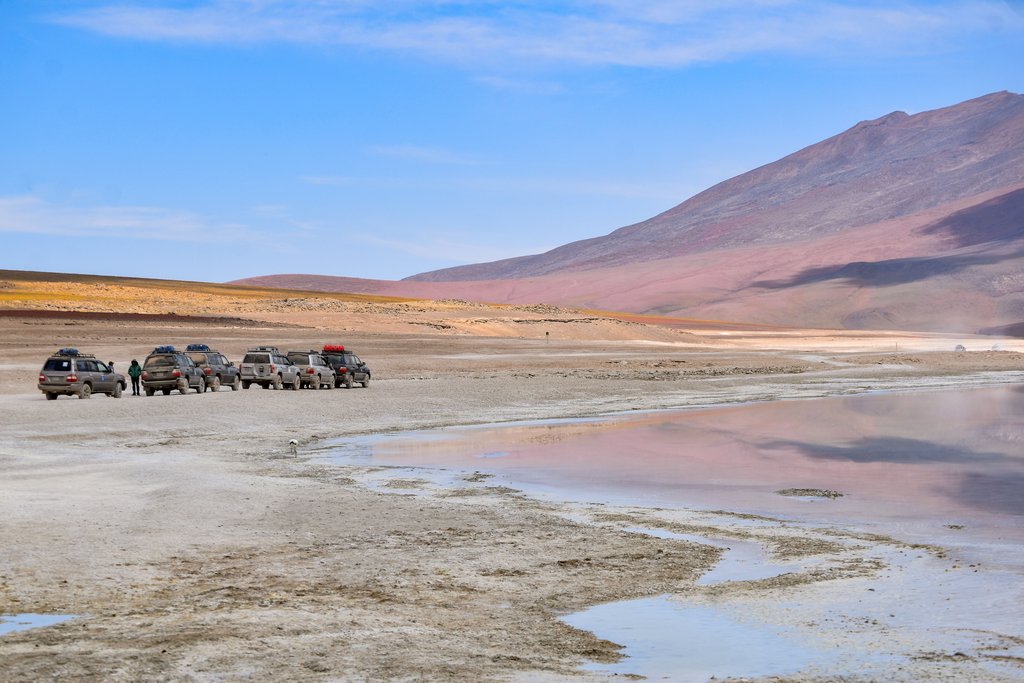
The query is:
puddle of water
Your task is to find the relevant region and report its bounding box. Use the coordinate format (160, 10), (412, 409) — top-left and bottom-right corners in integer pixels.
(562, 596), (833, 681)
(1, 613), (76, 636)
(623, 527), (801, 585)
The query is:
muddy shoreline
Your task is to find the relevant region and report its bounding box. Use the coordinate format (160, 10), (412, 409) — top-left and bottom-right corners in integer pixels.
(2, 315), (1023, 681)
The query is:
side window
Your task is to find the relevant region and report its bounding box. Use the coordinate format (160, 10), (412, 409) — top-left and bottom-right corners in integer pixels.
(77, 360), (92, 372)
(95, 361), (111, 373)
(352, 356), (361, 364)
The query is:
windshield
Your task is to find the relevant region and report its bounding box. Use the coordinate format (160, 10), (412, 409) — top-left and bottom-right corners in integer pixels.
(43, 358), (73, 372)
(243, 354), (269, 364)
(144, 355), (176, 368)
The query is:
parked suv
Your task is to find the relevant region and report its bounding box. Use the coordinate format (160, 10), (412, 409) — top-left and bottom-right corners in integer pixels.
(286, 350), (336, 390)
(38, 348), (126, 400)
(239, 346), (301, 390)
(186, 343), (241, 392)
(322, 345), (372, 388)
(141, 346), (207, 396)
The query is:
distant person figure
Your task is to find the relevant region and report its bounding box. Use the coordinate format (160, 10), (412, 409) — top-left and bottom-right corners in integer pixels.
(128, 359), (142, 396)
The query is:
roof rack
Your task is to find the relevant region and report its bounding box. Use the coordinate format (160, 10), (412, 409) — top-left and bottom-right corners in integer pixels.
(55, 348), (95, 358)
(247, 346), (280, 353)
(185, 343), (211, 352)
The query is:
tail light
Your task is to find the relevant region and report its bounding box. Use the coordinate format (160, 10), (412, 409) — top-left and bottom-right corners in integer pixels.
(171, 369), (182, 378)
(67, 374), (78, 383)
(203, 367), (212, 375)
(269, 364), (276, 373)
(306, 367), (315, 374)
(338, 367), (347, 373)
(142, 371), (149, 380)
(39, 374), (46, 383)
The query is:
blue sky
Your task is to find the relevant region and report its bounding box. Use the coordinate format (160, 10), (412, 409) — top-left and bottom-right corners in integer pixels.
(2, 1), (1023, 282)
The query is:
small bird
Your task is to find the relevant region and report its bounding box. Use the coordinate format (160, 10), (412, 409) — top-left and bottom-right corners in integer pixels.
(289, 439), (298, 456)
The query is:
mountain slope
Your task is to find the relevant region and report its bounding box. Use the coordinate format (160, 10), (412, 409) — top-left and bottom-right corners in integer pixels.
(233, 91), (1024, 333)
(408, 91), (1024, 282)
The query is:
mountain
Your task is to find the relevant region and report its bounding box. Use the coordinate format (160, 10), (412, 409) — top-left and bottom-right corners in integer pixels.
(233, 92), (1024, 333)
(407, 91), (1024, 282)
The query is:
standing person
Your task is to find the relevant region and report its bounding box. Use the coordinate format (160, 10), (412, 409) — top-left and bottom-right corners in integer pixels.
(128, 359), (142, 396)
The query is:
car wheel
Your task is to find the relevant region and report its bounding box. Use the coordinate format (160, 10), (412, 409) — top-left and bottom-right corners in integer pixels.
(112, 382), (122, 398)
(314, 374), (323, 390)
(345, 375), (353, 389)
(208, 376), (221, 392)
(242, 380), (251, 389)
(273, 376), (283, 390)
(292, 376), (300, 390)
(362, 376), (370, 388)
(45, 392), (57, 401)
(231, 375), (241, 391)
(196, 377), (206, 394)
(146, 387), (155, 397)
(79, 383), (92, 399)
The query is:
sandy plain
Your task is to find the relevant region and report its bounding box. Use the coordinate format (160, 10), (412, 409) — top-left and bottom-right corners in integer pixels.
(1, 273), (1023, 681)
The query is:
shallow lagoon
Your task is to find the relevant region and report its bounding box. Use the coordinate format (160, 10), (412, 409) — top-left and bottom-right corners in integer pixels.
(324, 385), (1024, 556)
(321, 384), (1024, 680)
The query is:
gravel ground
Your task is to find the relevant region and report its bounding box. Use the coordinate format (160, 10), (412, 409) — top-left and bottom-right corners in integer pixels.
(2, 316), (1023, 681)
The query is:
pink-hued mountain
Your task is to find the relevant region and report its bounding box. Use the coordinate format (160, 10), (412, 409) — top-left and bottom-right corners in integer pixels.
(233, 91), (1024, 333)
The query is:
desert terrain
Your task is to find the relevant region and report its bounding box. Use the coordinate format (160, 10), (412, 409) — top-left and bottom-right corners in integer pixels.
(1, 271), (1023, 681)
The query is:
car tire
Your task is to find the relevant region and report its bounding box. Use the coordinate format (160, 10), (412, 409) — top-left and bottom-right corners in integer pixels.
(45, 392), (57, 401)
(208, 376), (221, 392)
(146, 387), (155, 397)
(112, 382), (122, 398)
(231, 375), (241, 391)
(362, 376), (370, 388)
(314, 375), (323, 390)
(345, 375), (354, 389)
(196, 377), (206, 394)
(273, 376), (283, 390)
(79, 383), (92, 399)
(292, 376), (300, 390)
(242, 380), (251, 389)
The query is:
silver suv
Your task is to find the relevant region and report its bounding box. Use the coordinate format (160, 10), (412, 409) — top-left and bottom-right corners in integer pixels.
(142, 346), (207, 396)
(240, 347), (301, 390)
(286, 350), (336, 390)
(38, 348), (126, 400)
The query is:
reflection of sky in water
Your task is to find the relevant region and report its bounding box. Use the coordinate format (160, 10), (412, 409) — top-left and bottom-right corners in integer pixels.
(623, 527), (802, 585)
(562, 597), (841, 681)
(319, 385), (1024, 554)
(1, 614), (75, 636)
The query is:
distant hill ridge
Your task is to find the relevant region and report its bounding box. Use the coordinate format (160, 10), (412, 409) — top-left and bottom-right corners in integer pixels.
(406, 91), (1024, 281)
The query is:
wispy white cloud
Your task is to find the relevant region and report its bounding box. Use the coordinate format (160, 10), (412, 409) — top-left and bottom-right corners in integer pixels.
(301, 172), (693, 201)
(0, 195), (255, 242)
(366, 144), (481, 165)
(49, 1), (1024, 68)
(354, 232), (554, 264)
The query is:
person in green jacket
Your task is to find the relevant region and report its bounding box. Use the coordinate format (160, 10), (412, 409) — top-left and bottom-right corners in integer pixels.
(128, 359), (143, 396)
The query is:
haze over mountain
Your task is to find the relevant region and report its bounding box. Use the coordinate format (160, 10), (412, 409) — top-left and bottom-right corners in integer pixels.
(233, 91), (1024, 334)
